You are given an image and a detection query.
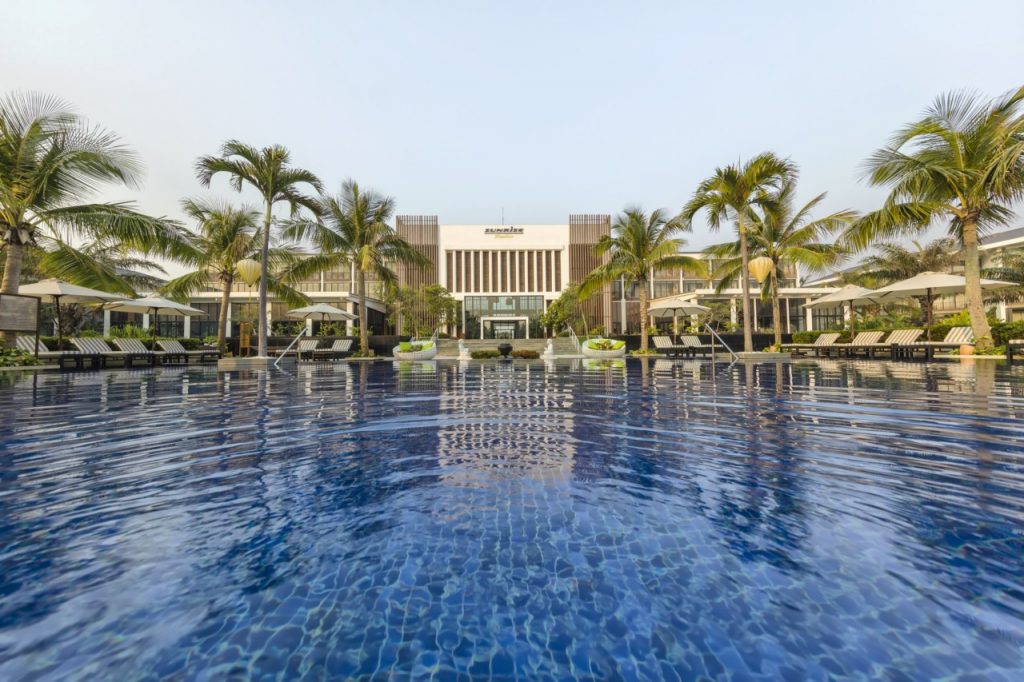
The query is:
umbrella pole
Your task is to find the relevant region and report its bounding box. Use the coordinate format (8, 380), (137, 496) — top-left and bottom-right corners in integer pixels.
(55, 295), (63, 347)
(925, 289), (933, 340)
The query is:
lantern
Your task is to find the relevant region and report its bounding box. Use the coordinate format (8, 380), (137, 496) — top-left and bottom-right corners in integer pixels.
(748, 256), (774, 284)
(236, 259), (262, 286)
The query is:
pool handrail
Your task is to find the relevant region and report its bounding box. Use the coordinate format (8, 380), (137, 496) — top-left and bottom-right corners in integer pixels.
(274, 327), (310, 368)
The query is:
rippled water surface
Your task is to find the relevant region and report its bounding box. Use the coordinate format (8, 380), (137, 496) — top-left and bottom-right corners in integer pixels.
(1, 359), (1024, 680)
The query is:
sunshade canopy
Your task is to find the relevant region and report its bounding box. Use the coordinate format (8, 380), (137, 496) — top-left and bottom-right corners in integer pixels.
(106, 297), (206, 316)
(870, 271), (1015, 299)
(647, 295), (711, 317)
(286, 303), (357, 321)
(17, 279), (124, 304)
(805, 284), (880, 309)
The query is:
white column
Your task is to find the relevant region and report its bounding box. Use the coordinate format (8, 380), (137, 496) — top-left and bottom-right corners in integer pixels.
(306, 318), (313, 336)
(730, 298), (738, 325)
(785, 297), (791, 333)
(468, 251), (475, 293)
(183, 315), (191, 339)
(805, 297), (814, 331)
(142, 313), (150, 330)
(512, 251), (518, 292)
(346, 301), (354, 336)
(540, 251), (547, 292)
(226, 302), (233, 338)
(103, 310), (111, 336)
(997, 300), (1008, 322)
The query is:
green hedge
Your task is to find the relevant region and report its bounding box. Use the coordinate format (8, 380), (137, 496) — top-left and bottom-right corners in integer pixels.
(510, 349), (540, 359)
(791, 319), (1024, 346)
(470, 350), (501, 359)
(38, 336), (204, 351)
(0, 348), (41, 367)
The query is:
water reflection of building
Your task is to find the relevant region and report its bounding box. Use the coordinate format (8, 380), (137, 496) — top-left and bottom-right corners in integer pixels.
(433, 363), (577, 483)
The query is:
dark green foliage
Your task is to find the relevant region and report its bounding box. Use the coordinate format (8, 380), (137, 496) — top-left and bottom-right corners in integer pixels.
(0, 348), (41, 367)
(470, 350), (501, 359)
(510, 350), (540, 359)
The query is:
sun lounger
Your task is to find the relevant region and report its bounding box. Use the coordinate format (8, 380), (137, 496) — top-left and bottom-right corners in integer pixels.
(902, 326), (973, 360)
(72, 337), (152, 368)
(1008, 339), (1024, 364)
(312, 339), (353, 359)
(823, 331), (885, 357)
(16, 335), (101, 369)
(653, 335), (688, 357)
(157, 339), (220, 363)
(783, 332), (840, 357)
(111, 338), (163, 366)
(273, 339), (321, 360)
(678, 335), (715, 356)
(864, 329), (924, 359)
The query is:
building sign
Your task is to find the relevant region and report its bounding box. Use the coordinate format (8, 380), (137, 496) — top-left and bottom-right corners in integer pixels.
(484, 226), (523, 235)
(0, 294), (40, 332)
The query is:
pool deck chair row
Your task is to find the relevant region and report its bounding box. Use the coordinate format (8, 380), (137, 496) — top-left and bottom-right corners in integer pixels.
(274, 338), (354, 360)
(785, 327), (972, 361)
(652, 335), (714, 357)
(1008, 339), (1024, 364)
(17, 335), (220, 369)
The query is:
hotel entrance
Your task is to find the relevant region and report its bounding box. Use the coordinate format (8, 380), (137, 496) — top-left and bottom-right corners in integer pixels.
(480, 316), (529, 339)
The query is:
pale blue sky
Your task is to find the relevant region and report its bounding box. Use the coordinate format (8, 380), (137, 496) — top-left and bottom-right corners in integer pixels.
(4, 0), (1024, 266)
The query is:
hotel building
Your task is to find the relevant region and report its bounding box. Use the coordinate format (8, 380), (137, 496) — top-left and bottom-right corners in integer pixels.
(130, 212), (848, 339)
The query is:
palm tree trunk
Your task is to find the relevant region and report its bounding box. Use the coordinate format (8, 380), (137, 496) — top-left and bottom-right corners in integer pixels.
(0, 241), (25, 348)
(257, 201), (272, 357)
(639, 277), (649, 352)
(217, 277), (232, 353)
(737, 215), (754, 352)
(358, 270), (368, 354)
(962, 218), (993, 350)
(770, 264), (782, 348)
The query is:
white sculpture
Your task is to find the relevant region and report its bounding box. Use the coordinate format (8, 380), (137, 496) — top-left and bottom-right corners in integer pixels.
(458, 339), (472, 360)
(541, 338), (555, 360)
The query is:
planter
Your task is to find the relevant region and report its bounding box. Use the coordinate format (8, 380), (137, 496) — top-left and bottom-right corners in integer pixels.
(959, 344), (975, 356)
(392, 341), (437, 361)
(497, 343), (513, 358)
(581, 338), (626, 359)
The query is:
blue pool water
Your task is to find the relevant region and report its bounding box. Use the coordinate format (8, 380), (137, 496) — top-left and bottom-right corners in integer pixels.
(1, 359), (1023, 680)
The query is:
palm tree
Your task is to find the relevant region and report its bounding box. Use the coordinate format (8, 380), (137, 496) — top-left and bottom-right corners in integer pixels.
(860, 238), (961, 331)
(706, 180), (854, 347)
(579, 206), (705, 352)
(284, 180), (429, 355)
(196, 141), (321, 357)
(0, 92), (184, 345)
(845, 87), (1024, 351)
(680, 153), (796, 352)
(160, 200), (310, 353)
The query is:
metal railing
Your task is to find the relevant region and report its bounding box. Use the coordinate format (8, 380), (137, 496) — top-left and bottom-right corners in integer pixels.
(566, 327), (581, 353)
(705, 323), (738, 363)
(273, 327), (309, 369)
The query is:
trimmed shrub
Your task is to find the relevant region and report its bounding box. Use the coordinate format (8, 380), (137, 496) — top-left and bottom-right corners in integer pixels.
(510, 349), (540, 359)
(470, 350), (501, 359)
(993, 321), (1024, 346)
(0, 348), (41, 367)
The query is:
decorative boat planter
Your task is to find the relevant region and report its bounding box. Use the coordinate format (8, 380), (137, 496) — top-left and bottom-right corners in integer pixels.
(580, 338), (627, 359)
(392, 341), (437, 361)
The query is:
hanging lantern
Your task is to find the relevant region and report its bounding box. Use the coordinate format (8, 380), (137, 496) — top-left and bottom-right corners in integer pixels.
(748, 256), (774, 284)
(236, 259), (262, 286)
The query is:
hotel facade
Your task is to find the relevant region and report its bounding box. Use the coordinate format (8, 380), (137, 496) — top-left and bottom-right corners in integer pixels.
(138, 212), (845, 340)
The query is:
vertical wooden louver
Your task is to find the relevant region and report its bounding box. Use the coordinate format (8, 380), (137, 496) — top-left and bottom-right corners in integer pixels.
(569, 214), (612, 330)
(395, 216), (440, 334)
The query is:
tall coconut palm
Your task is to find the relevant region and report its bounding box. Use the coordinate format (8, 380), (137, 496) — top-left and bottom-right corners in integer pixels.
(680, 153), (796, 351)
(160, 200), (310, 353)
(196, 141), (321, 357)
(579, 206), (705, 352)
(0, 92), (184, 345)
(706, 180), (854, 347)
(844, 87), (1024, 350)
(284, 180), (429, 355)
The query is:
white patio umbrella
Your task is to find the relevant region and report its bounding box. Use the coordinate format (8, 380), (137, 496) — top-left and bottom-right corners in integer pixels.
(806, 284), (882, 335)
(648, 295), (711, 335)
(286, 303), (357, 323)
(870, 271), (1015, 337)
(105, 297), (206, 342)
(18, 279), (125, 344)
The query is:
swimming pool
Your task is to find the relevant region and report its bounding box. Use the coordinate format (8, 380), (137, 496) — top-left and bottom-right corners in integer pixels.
(1, 359), (1022, 679)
